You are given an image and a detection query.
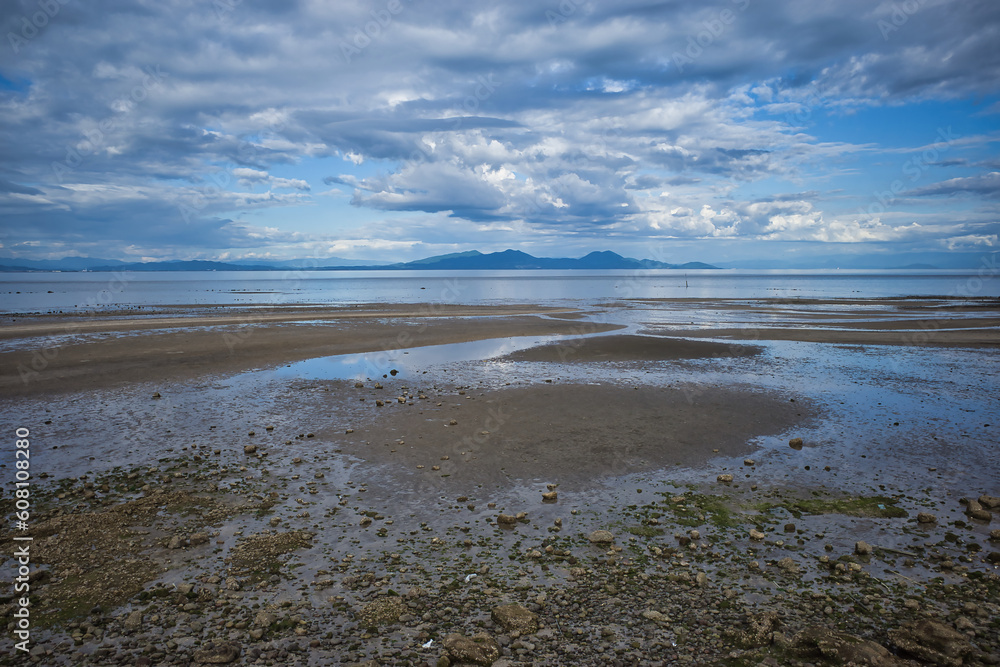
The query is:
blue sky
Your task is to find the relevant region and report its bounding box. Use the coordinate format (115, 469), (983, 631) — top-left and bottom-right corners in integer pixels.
(1, 0), (998, 265)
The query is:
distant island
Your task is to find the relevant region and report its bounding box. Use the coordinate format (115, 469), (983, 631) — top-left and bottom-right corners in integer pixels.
(0, 250), (718, 272)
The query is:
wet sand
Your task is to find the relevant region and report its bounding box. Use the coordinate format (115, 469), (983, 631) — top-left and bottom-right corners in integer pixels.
(0, 304), (621, 397)
(502, 334), (761, 363)
(331, 382), (809, 487)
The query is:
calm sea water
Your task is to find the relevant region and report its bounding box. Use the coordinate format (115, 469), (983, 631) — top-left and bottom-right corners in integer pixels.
(1, 269), (998, 314)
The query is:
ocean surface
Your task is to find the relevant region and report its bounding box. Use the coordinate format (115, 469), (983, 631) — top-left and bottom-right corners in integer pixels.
(1, 268), (998, 314)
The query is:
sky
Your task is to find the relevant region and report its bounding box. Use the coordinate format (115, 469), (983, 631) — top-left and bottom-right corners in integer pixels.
(1, 0), (998, 265)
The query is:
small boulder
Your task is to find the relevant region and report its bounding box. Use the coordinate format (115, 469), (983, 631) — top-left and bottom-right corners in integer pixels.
(979, 494), (1000, 509)
(855, 540), (873, 556)
(749, 529), (765, 541)
(123, 610), (143, 631)
(496, 514), (518, 526)
(642, 609), (669, 623)
(243, 444), (257, 455)
(725, 611), (781, 649)
(588, 530), (615, 544)
(916, 513), (936, 524)
(189, 532), (209, 546)
(794, 627), (897, 666)
(788, 437), (804, 450)
(254, 611), (277, 628)
(777, 557), (800, 574)
(443, 633), (500, 666)
(889, 619), (972, 667)
(717, 474), (734, 483)
(966, 500), (992, 522)
(192, 641), (241, 664)
(360, 596), (406, 627)
(491, 603), (538, 634)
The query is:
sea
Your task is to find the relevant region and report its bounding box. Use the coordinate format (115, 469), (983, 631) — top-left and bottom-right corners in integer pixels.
(1, 268), (999, 314)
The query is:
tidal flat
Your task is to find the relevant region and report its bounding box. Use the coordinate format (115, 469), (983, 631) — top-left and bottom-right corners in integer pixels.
(1, 297), (998, 665)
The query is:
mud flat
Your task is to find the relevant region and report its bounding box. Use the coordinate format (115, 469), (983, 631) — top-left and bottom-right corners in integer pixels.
(0, 304), (621, 397)
(1, 299), (998, 665)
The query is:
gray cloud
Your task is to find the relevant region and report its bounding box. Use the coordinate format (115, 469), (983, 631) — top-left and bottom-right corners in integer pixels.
(1, 0), (998, 259)
(906, 172), (1000, 199)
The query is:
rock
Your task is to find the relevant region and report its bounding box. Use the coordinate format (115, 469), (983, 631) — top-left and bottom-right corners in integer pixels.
(189, 532), (209, 546)
(642, 610), (669, 623)
(717, 474), (734, 483)
(890, 619), (973, 667)
(749, 529), (765, 541)
(695, 572), (709, 586)
(254, 611), (277, 628)
(744, 458), (755, 465)
(496, 514), (518, 526)
(991, 529), (1000, 541)
(192, 641), (241, 664)
(491, 604), (538, 634)
(123, 610), (143, 631)
(354, 382), (365, 388)
(243, 445), (257, 454)
(777, 557), (800, 574)
(443, 633), (501, 666)
(167, 536), (184, 550)
(855, 540), (873, 556)
(794, 627), (898, 666)
(588, 530), (615, 544)
(980, 494), (1000, 509)
(969, 508), (993, 522)
(917, 512), (937, 524)
(955, 616), (975, 632)
(725, 611), (781, 649)
(541, 491), (557, 501)
(788, 437), (804, 450)
(360, 596), (406, 627)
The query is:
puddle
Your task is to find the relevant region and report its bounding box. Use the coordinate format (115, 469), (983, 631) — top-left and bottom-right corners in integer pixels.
(265, 329), (624, 382)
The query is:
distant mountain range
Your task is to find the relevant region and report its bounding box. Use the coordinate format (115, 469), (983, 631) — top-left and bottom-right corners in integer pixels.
(0, 250), (716, 272)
